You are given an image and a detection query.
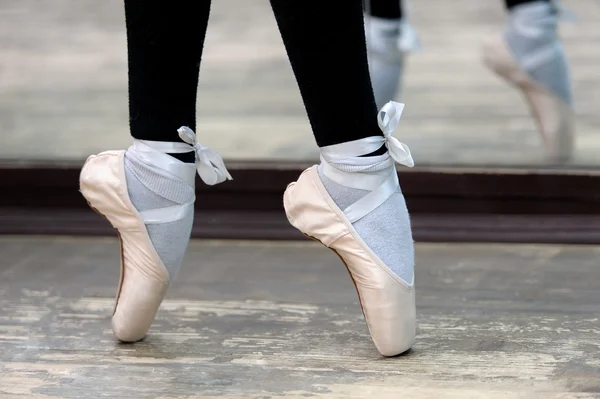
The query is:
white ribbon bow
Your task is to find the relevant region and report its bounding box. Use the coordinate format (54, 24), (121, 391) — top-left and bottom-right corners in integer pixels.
(177, 126), (233, 186)
(377, 101), (415, 168)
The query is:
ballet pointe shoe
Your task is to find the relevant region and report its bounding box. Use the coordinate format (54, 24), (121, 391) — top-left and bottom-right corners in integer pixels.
(284, 102), (416, 357)
(284, 167), (415, 357)
(80, 150), (170, 342)
(80, 127), (231, 342)
(482, 34), (574, 164)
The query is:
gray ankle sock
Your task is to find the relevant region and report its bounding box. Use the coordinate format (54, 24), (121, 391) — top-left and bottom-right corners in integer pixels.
(124, 151), (195, 280)
(317, 164), (415, 285)
(504, 1), (572, 105)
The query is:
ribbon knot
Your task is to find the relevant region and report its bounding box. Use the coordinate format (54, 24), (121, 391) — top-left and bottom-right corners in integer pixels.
(177, 126), (233, 186)
(377, 101), (415, 168)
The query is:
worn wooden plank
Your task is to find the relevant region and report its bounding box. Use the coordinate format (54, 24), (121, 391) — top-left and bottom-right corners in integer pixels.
(1, 0), (599, 166)
(0, 237), (599, 398)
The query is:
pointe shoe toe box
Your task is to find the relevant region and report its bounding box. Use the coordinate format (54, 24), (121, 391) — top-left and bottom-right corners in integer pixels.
(80, 150), (170, 342)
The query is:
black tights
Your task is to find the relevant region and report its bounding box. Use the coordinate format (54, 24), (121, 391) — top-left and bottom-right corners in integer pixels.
(124, 0), (381, 149)
(368, 0), (550, 20)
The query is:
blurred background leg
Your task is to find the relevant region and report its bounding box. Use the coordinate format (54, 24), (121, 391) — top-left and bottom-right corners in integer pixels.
(483, 0), (574, 163)
(364, 0), (419, 108)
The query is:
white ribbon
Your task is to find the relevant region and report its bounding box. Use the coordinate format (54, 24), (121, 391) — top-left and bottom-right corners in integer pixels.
(377, 101), (415, 168)
(177, 126), (233, 186)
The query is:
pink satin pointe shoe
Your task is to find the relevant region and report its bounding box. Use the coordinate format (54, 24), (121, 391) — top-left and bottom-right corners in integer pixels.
(80, 127), (231, 342)
(284, 102), (416, 357)
(483, 27), (574, 163)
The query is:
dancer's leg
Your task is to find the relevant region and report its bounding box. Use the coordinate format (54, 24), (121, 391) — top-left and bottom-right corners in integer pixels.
(503, 0), (572, 106)
(272, 0), (416, 356)
(505, 0), (548, 8)
(364, 0), (419, 107)
(126, 1), (207, 149)
(370, 0), (402, 20)
(270, 0), (381, 146)
(484, 0), (574, 162)
(80, 0), (231, 342)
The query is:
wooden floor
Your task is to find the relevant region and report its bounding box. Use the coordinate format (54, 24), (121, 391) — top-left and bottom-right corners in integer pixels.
(1, 237), (599, 398)
(1, 0), (600, 166)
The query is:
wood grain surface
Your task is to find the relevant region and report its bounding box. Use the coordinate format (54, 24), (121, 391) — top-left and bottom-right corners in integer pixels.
(1, 237), (599, 398)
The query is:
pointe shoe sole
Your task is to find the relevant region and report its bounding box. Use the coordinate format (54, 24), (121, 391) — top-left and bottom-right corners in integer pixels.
(482, 35), (574, 163)
(283, 166), (416, 357)
(79, 150), (170, 342)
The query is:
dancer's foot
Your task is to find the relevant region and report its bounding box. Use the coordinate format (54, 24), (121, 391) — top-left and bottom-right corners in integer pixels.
(365, 15), (420, 108)
(284, 102), (416, 356)
(80, 127), (231, 342)
(483, 1), (574, 163)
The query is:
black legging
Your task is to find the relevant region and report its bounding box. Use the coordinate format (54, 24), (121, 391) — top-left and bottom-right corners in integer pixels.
(124, 0), (382, 149)
(368, 0), (550, 20)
